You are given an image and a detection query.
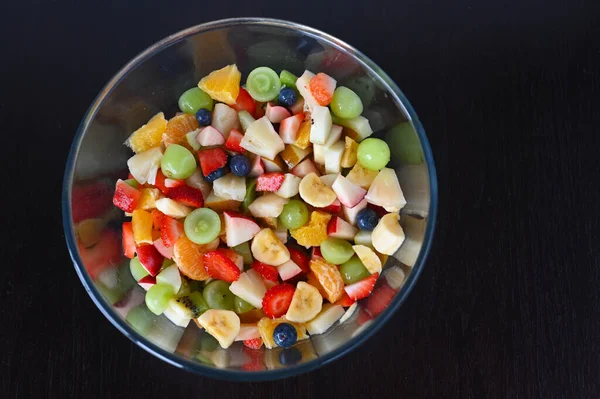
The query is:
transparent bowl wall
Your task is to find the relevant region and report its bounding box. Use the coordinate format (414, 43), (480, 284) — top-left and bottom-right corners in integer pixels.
(63, 18), (437, 381)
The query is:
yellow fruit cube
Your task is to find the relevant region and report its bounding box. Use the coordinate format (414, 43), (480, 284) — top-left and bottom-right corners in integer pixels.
(257, 317), (308, 349)
(132, 209), (153, 245)
(137, 188), (163, 210)
(309, 258), (345, 303)
(293, 120), (312, 150)
(290, 211), (331, 247)
(340, 136), (358, 168)
(197, 64), (241, 105)
(280, 144), (312, 169)
(346, 163), (378, 190)
(126, 112), (167, 153)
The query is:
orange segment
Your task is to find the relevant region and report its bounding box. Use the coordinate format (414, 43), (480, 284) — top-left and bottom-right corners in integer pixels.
(162, 113), (199, 148)
(340, 136), (358, 168)
(137, 188), (163, 210)
(173, 235), (210, 281)
(127, 112), (167, 153)
(293, 120), (312, 149)
(197, 64), (241, 105)
(290, 211), (331, 247)
(132, 209), (153, 244)
(257, 317), (308, 349)
(306, 272), (328, 299)
(309, 258), (345, 303)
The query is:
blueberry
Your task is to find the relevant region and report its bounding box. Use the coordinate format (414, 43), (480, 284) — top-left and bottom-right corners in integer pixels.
(273, 323), (297, 349)
(356, 208), (379, 231)
(278, 347), (302, 365)
(196, 108), (212, 126)
(205, 167), (227, 182)
(230, 154), (251, 177)
(278, 88), (297, 107)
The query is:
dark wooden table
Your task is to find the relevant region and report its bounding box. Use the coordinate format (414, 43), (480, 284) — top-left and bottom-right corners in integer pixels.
(2, 0), (599, 397)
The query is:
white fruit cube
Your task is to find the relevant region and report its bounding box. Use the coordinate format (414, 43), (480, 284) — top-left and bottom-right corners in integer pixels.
(332, 174), (367, 208)
(295, 70), (318, 111)
(310, 106), (333, 145)
(229, 269), (267, 309)
(319, 174), (338, 188)
(240, 116), (285, 160)
(127, 147), (162, 184)
(278, 259), (303, 281)
(213, 174), (246, 201)
(212, 103), (240, 139)
(365, 167), (407, 212)
(275, 173), (301, 199)
(248, 193), (288, 218)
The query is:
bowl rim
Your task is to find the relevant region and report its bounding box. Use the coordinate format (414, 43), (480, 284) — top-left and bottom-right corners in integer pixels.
(62, 17), (438, 381)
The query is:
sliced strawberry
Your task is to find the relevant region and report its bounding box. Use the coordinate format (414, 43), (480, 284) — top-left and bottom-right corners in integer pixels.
(252, 261), (279, 282)
(112, 179), (141, 213)
(311, 246), (323, 260)
(256, 172), (285, 192)
(219, 248), (244, 271)
(122, 222), (135, 259)
(344, 273), (379, 301)
(164, 178), (186, 189)
(231, 87), (256, 116)
(198, 147), (228, 177)
(243, 337), (263, 350)
(367, 203), (388, 218)
(322, 198), (341, 214)
(72, 181), (112, 223)
(203, 250), (241, 282)
(160, 216), (184, 247)
(154, 169), (169, 194)
(151, 209), (164, 230)
(335, 292), (356, 307)
(309, 73), (336, 106)
(136, 244), (164, 276)
(363, 281), (396, 317)
(166, 185), (204, 208)
(287, 246), (310, 274)
(262, 283), (295, 318)
(225, 129), (246, 153)
(255, 102), (266, 118)
(78, 229), (122, 280)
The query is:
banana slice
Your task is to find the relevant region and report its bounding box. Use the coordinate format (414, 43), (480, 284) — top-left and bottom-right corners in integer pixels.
(298, 173), (337, 208)
(251, 228), (291, 266)
(196, 309), (240, 349)
(285, 281), (323, 323)
(155, 198), (192, 218)
(352, 245), (383, 274)
(306, 304), (345, 335)
(372, 213), (405, 255)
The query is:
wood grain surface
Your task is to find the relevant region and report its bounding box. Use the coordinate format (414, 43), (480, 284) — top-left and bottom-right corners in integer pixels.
(1, 0), (599, 397)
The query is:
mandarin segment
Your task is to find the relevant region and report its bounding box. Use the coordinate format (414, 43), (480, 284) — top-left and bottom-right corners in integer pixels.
(137, 188), (163, 210)
(132, 209), (153, 244)
(290, 211), (331, 247)
(126, 112), (167, 153)
(197, 64), (241, 105)
(173, 235), (210, 281)
(293, 120), (312, 150)
(309, 258), (345, 303)
(162, 113), (199, 148)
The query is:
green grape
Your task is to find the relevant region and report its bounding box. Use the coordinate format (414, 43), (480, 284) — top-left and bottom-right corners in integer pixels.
(330, 86), (363, 119)
(130, 256), (149, 281)
(184, 208), (221, 244)
(339, 256), (370, 284)
(126, 304), (156, 335)
(233, 242), (253, 265)
(124, 178), (139, 188)
(321, 238), (354, 265)
(246, 67), (282, 102)
(161, 144), (196, 179)
(280, 70), (298, 89)
(238, 110), (256, 132)
(357, 138), (391, 171)
(279, 199), (309, 230)
(242, 179), (256, 213)
(186, 130), (201, 151)
(234, 296), (254, 314)
(145, 283), (176, 315)
(178, 87), (214, 114)
(202, 280), (235, 310)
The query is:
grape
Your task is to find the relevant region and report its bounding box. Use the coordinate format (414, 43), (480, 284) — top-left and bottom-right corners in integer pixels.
(126, 304), (155, 335)
(339, 256), (370, 284)
(234, 296), (254, 314)
(279, 70), (298, 89)
(242, 179), (256, 213)
(130, 256), (149, 281)
(357, 138), (391, 171)
(202, 280), (234, 310)
(184, 208), (221, 245)
(161, 144), (197, 179)
(279, 199), (309, 230)
(178, 87), (214, 114)
(320, 238), (354, 265)
(246, 67), (282, 102)
(233, 242), (253, 265)
(330, 87), (363, 119)
(145, 283), (176, 315)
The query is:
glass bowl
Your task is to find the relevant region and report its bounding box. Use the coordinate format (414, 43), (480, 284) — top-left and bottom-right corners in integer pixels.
(62, 17), (437, 381)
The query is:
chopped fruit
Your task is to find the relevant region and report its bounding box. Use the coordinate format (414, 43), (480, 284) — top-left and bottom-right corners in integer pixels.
(330, 86), (363, 119)
(136, 243), (164, 276)
(365, 167), (407, 212)
(122, 222), (135, 258)
(166, 185), (204, 208)
(285, 281), (323, 323)
(251, 228), (290, 266)
(252, 261), (279, 282)
(309, 258), (345, 303)
(279, 144), (312, 169)
(153, 169), (169, 194)
(293, 120), (311, 149)
(319, 174), (337, 188)
(231, 87), (256, 116)
(295, 70), (318, 111)
(321, 198), (341, 214)
(203, 250), (242, 282)
(261, 156), (286, 172)
(335, 292), (356, 307)
(256, 216), (279, 229)
(310, 106), (333, 145)
(248, 155), (265, 178)
(229, 269), (267, 309)
(324, 140), (345, 174)
(160, 216), (184, 247)
(244, 338), (263, 350)
(235, 324), (261, 341)
(239, 308), (266, 324)
(196, 309), (240, 349)
(363, 282), (396, 317)
(155, 198), (191, 218)
(204, 191), (241, 213)
(164, 178), (185, 189)
(265, 103), (291, 123)
(137, 188), (162, 210)
(262, 284), (295, 318)
(246, 67), (282, 102)
(384, 266), (406, 290)
(197, 64), (241, 105)
(248, 193), (288, 219)
(213, 174), (246, 201)
(196, 108), (212, 126)
(138, 275), (156, 291)
(196, 126), (225, 146)
(290, 211), (331, 247)
(344, 273), (379, 301)
(162, 113), (199, 148)
(342, 198), (368, 226)
(113, 179), (141, 213)
(372, 212), (405, 255)
(331, 114), (373, 141)
(306, 303), (344, 335)
(127, 147), (163, 185)
(291, 158), (320, 178)
(225, 129), (246, 153)
(279, 113), (305, 144)
(240, 116), (285, 160)
(224, 211), (261, 247)
(352, 245), (383, 275)
(126, 112), (167, 153)
(173, 235), (211, 281)
(306, 271), (327, 299)
(277, 259), (303, 281)
(132, 209), (153, 245)
(354, 230), (373, 247)
(341, 136), (358, 168)
(287, 246), (310, 274)
(309, 72), (337, 106)
(198, 147), (228, 177)
(275, 174), (302, 199)
(298, 173), (336, 208)
(332, 174), (367, 209)
(72, 181), (113, 223)
(212, 103), (241, 139)
(257, 317), (308, 349)
(327, 215), (359, 241)
(256, 172), (285, 192)
(346, 163), (378, 190)
(368, 203), (388, 218)
(154, 238), (174, 259)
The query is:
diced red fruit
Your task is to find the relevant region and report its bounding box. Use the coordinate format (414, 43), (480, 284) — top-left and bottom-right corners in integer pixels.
(223, 211), (261, 247)
(198, 147), (228, 176)
(254, 102), (265, 118)
(122, 222), (135, 259)
(287, 246), (310, 274)
(363, 282), (396, 317)
(344, 273), (379, 301)
(231, 87), (256, 116)
(252, 261), (279, 282)
(262, 283), (295, 318)
(196, 126), (225, 146)
(78, 229), (122, 280)
(151, 209), (165, 230)
(72, 181), (113, 223)
(368, 203), (388, 218)
(160, 216), (184, 247)
(164, 178), (185, 189)
(166, 185), (204, 208)
(248, 156), (265, 178)
(335, 292), (356, 307)
(265, 103), (291, 123)
(203, 250), (241, 282)
(218, 248), (244, 271)
(136, 243), (165, 277)
(225, 129), (246, 153)
(256, 173), (285, 192)
(311, 247), (323, 260)
(153, 169), (169, 194)
(309, 73), (336, 106)
(327, 216), (357, 240)
(138, 275), (156, 290)
(243, 337), (263, 350)
(153, 238), (174, 259)
(322, 198), (341, 214)
(112, 179), (141, 213)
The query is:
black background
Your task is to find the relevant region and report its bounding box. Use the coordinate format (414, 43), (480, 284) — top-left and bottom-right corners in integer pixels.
(2, 0), (600, 398)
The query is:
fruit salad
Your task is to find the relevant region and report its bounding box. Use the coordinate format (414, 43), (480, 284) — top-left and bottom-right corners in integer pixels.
(112, 64), (408, 350)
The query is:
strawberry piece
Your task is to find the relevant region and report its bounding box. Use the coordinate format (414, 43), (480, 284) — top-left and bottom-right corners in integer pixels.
(166, 185), (204, 208)
(151, 209), (164, 230)
(335, 292), (356, 307)
(164, 178), (186, 189)
(322, 198), (341, 214)
(243, 337), (263, 350)
(363, 282), (396, 317)
(344, 273), (379, 301)
(203, 250), (241, 282)
(153, 238), (174, 259)
(136, 243), (164, 276)
(72, 181), (113, 223)
(160, 215), (184, 248)
(311, 246), (323, 260)
(225, 128), (246, 153)
(78, 229), (122, 280)
(256, 172), (285, 192)
(231, 87), (256, 116)
(252, 261), (279, 282)
(219, 248), (244, 271)
(262, 283), (295, 318)
(153, 169), (169, 194)
(122, 222), (135, 259)
(367, 203), (388, 218)
(287, 246), (310, 274)
(254, 102), (266, 118)
(112, 179), (141, 213)
(309, 73), (336, 106)
(198, 147), (228, 177)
